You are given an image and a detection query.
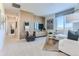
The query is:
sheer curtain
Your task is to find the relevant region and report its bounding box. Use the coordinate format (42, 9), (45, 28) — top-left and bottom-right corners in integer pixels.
(55, 15), (73, 36)
(56, 16), (65, 30)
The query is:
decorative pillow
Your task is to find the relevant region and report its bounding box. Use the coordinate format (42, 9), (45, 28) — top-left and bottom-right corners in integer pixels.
(67, 30), (78, 41)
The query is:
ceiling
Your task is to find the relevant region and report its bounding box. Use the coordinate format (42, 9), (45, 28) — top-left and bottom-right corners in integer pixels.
(3, 3), (76, 16)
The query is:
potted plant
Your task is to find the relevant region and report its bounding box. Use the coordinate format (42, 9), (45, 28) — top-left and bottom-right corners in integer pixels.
(48, 32), (52, 34)
(48, 32), (53, 38)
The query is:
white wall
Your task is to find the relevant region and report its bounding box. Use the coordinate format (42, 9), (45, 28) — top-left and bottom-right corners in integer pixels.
(0, 3), (5, 50)
(0, 25), (5, 50)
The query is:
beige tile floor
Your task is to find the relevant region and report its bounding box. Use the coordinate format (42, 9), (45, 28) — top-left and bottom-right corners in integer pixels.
(0, 36), (66, 56)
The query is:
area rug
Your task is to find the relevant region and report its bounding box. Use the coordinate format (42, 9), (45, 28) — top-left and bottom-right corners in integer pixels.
(43, 40), (59, 52)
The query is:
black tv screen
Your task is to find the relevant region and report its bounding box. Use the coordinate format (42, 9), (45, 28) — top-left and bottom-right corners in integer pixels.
(25, 22), (29, 26)
(39, 24), (44, 31)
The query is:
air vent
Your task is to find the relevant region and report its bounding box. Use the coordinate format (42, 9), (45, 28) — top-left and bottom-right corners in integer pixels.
(12, 3), (20, 8)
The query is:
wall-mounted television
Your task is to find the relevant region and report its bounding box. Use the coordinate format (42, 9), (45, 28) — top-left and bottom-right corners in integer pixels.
(25, 22), (29, 26)
(39, 24), (44, 31)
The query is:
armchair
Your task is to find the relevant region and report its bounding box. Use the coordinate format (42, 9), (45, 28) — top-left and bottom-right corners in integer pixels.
(25, 31), (36, 42)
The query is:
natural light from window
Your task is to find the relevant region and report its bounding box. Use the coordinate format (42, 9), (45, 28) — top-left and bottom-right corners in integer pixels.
(56, 16), (73, 31)
(56, 16), (65, 30)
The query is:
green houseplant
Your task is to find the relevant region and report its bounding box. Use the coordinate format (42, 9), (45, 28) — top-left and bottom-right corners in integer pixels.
(48, 32), (52, 34)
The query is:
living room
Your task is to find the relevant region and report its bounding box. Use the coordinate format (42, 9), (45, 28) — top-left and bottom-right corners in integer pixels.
(0, 3), (79, 56)
(5, 4), (46, 40)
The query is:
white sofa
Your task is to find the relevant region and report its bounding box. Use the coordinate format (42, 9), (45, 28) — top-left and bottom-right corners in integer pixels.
(59, 39), (79, 56)
(36, 31), (47, 37)
(28, 31), (47, 37)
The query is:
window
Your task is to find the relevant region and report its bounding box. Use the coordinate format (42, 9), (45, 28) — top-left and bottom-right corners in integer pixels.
(56, 16), (73, 31)
(56, 16), (65, 30)
(65, 23), (73, 30)
(34, 23), (39, 31)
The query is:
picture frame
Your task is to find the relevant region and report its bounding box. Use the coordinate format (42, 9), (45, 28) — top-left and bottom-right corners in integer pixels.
(47, 19), (53, 29)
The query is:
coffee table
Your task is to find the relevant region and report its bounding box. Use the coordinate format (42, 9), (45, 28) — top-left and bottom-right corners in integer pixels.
(43, 36), (59, 51)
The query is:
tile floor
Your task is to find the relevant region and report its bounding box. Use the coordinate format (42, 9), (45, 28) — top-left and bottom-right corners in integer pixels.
(0, 37), (66, 56)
